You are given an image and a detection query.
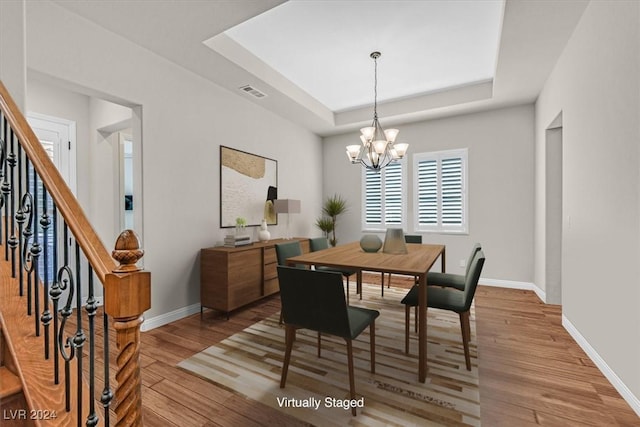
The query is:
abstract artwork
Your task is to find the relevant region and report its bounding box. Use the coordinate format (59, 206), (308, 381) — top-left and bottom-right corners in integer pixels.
(220, 146), (277, 228)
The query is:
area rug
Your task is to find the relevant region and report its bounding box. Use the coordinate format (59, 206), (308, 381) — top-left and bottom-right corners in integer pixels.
(178, 283), (480, 426)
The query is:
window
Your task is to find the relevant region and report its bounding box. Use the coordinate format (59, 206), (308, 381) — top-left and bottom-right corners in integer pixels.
(413, 148), (468, 233)
(362, 161), (406, 230)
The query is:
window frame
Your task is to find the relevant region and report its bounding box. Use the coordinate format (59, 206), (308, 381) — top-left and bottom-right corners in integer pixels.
(361, 159), (407, 232)
(412, 148), (468, 234)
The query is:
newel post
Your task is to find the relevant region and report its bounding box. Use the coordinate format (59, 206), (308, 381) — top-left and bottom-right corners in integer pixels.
(104, 230), (151, 426)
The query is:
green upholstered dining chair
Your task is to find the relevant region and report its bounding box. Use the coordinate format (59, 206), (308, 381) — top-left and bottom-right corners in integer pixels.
(277, 266), (379, 416)
(309, 237), (357, 302)
(382, 234), (423, 294)
(427, 243), (482, 291)
(400, 250), (485, 370)
(275, 241), (305, 324)
(275, 241), (304, 268)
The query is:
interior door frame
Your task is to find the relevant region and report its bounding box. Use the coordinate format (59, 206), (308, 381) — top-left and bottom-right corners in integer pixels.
(26, 111), (77, 196)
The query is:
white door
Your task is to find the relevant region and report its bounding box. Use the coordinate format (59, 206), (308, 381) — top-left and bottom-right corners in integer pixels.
(26, 113), (76, 193)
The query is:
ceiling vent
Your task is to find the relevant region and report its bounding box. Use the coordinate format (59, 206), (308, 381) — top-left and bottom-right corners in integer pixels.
(239, 85), (267, 99)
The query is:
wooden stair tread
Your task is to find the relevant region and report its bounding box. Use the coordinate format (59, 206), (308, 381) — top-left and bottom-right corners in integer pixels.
(0, 366), (23, 398)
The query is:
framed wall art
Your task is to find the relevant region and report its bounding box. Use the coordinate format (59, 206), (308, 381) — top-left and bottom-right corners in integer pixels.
(220, 146), (278, 228)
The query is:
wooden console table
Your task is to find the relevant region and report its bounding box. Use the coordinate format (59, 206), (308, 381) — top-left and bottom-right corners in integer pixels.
(200, 238), (309, 318)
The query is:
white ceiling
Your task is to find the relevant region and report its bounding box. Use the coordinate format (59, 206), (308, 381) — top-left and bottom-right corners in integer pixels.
(50, 0), (590, 136)
(219, 0), (504, 112)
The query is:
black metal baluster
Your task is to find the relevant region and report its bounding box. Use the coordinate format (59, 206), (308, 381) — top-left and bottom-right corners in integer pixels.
(73, 242), (85, 427)
(40, 187), (51, 358)
(15, 144), (25, 297)
(22, 157), (33, 317)
(31, 165), (41, 336)
(0, 116), (6, 251)
(57, 222), (74, 412)
(50, 204), (61, 384)
(101, 310), (113, 426)
(85, 265), (98, 426)
(7, 126), (17, 278)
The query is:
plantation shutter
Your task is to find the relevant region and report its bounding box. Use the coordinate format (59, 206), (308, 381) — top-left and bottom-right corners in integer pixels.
(441, 156), (463, 227)
(417, 159), (437, 226)
(365, 168), (382, 225)
(384, 162), (403, 225)
(362, 161), (406, 229)
(414, 149), (467, 233)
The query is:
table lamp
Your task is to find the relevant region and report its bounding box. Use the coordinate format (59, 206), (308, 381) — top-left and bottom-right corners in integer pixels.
(274, 199), (301, 239)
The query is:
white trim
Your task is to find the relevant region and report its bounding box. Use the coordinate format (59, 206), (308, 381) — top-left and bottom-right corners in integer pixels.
(26, 111), (77, 195)
(480, 277), (546, 303)
(140, 303), (201, 332)
(562, 315), (640, 418)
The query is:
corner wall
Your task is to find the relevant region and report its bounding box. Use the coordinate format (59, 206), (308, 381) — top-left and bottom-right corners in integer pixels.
(535, 0), (640, 410)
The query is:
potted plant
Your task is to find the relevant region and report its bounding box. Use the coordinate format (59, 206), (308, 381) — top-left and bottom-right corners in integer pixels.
(315, 216), (334, 239)
(322, 194), (347, 246)
(235, 217), (247, 236)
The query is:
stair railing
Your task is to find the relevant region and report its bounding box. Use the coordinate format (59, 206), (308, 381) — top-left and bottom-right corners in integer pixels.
(0, 80), (150, 426)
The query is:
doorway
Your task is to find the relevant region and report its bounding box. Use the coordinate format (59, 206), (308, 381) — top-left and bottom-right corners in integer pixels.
(26, 112), (76, 192)
(545, 114), (563, 305)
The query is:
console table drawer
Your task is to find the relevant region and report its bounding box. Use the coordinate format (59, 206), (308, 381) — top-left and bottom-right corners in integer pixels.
(264, 262), (278, 281)
(264, 247), (277, 265)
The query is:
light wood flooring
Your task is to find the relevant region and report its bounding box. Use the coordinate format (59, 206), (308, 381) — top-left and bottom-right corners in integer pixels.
(136, 278), (638, 426)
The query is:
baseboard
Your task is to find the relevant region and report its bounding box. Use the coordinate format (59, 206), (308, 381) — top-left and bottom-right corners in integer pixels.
(480, 277), (546, 303)
(141, 303), (201, 332)
(562, 315), (640, 418)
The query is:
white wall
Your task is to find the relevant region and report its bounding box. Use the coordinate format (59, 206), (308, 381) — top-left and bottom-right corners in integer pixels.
(22, 0), (323, 322)
(0, 0), (26, 109)
(322, 105), (535, 283)
(535, 0), (640, 407)
(88, 97), (132, 247)
(26, 78), (91, 209)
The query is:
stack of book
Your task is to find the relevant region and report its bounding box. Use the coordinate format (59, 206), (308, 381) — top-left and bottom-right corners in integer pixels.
(224, 234), (252, 247)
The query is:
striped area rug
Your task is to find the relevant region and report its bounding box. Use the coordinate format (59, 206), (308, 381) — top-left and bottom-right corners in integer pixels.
(178, 283), (480, 426)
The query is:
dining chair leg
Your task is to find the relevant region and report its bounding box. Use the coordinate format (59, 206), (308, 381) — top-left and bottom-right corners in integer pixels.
(459, 311), (471, 370)
(370, 320), (376, 374)
(387, 272), (392, 288)
(405, 305), (410, 354)
(414, 306), (418, 333)
(346, 275), (350, 304)
(317, 332), (322, 358)
(280, 325), (295, 388)
(346, 339), (357, 416)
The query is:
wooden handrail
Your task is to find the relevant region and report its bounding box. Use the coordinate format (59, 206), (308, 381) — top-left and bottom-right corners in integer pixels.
(0, 80), (115, 283)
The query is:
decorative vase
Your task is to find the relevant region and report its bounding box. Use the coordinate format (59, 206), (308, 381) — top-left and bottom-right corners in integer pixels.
(360, 234), (382, 253)
(258, 219), (271, 242)
(382, 228), (408, 254)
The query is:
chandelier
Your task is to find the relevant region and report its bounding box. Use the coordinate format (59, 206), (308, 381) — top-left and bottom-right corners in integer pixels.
(346, 51), (408, 172)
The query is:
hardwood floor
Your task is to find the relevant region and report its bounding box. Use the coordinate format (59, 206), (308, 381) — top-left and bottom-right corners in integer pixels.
(135, 278), (638, 426)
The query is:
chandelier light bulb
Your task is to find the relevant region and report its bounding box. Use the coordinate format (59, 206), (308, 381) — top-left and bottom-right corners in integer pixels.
(393, 143), (409, 158)
(384, 128), (399, 142)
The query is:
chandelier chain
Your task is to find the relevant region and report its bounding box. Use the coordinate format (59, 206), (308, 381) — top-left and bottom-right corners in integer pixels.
(373, 54), (378, 119)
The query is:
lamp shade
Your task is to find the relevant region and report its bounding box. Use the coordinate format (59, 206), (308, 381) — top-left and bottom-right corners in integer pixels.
(274, 199), (301, 214)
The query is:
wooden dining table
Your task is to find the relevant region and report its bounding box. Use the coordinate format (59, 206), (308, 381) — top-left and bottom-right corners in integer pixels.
(286, 241), (445, 383)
